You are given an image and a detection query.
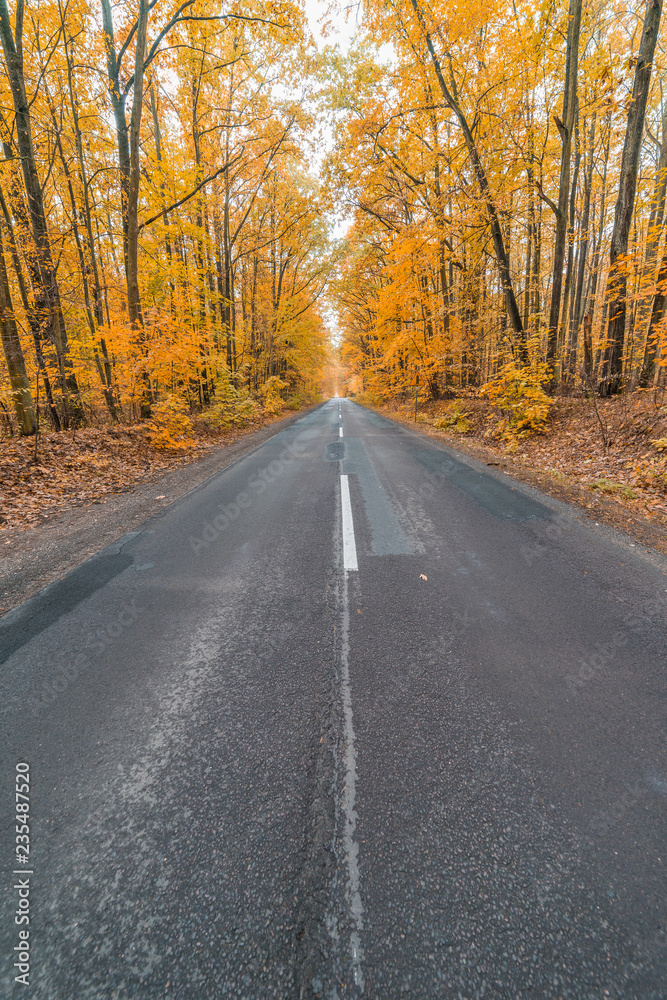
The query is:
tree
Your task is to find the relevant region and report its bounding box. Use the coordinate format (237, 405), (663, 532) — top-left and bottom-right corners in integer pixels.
(407, 0), (527, 357)
(599, 0), (663, 394)
(0, 222), (35, 434)
(0, 0), (83, 426)
(545, 0), (583, 377)
(330, 0), (667, 399)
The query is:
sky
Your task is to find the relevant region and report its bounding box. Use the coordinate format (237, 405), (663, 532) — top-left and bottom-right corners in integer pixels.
(301, 2), (363, 347)
(303, 0), (361, 53)
(302, 2), (358, 227)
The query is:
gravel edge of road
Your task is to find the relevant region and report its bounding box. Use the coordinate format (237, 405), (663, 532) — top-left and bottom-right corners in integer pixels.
(0, 405), (320, 619)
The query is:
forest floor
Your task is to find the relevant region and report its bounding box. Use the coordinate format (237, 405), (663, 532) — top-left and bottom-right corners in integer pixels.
(0, 405), (318, 616)
(375, 390), (667, 557)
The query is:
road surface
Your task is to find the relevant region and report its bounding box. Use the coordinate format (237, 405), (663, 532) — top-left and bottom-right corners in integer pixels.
(1, 399), (665, 998)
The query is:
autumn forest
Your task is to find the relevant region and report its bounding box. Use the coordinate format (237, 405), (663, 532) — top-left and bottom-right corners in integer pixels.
(0, 0), (666, 442)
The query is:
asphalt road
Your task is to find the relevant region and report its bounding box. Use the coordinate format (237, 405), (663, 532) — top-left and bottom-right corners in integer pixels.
(1, 399), (665, 999)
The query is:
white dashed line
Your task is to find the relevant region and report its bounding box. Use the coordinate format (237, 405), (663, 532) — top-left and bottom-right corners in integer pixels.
(340, 475), (358, 572)
(339, 426), (343, 438)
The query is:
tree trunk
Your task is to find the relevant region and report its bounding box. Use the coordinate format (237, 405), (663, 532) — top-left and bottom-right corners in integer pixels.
(587, 113), (612, 371)
(127, 0), (148, 332)
(560, 119), (581, 358)
(531, 185), (542, 334)
(643, 238), (667, 376)
(569, 112), (596, 378)
(431, 145), (451, 337)
(638, 90), (667, 384)
(222, 63), (237, 374)
(0, 184), (60, 428)
(546, 0), (583, 376)
(524, 167), (534, 332)
(599, 0), (663, 395)
(0, 0), (83, 426)
(0, 224), (36, 434)
(122, 0), (152, 415)
(63, 24), (118, 416)
(41, 80), (118, 422)
(149, 82), (175, 314)
(61, 14), (105, 329)
(100, 0), (131, 285)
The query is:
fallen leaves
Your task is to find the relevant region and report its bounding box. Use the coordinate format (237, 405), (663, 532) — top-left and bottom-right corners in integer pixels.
(0, 426), (188, 530)
(0, 408), (288, 531)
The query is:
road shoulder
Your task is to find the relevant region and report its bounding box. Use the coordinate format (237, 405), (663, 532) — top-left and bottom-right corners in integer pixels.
(365, 402), (667, 560)
(0, 406), (319, 618)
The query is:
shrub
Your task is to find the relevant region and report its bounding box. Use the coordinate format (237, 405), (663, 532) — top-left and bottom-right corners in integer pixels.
(286, 388), (321, 410)
(432, 402), (471, 434)
(589, 478), (639, 499)
(147, 396), (195, 451)
(261, 376), (288, 416)
(353, 390), (388, 407)
(200, 395), (257, 431)
(481, 362), (552, 440)
(200, 370), (259, 431)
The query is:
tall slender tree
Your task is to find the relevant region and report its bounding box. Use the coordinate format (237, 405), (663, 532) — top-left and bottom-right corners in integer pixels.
(0, 0), (83, 425)
(599, 0), (663, 394)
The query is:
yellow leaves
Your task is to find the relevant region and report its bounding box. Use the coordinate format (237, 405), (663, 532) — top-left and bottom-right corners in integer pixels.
(147, 396), (195, 452)
(261, 376), (288, 416)
(481, 362), (552, 441)
(431, 402), (471, 434)
(199, 374), (259, 431)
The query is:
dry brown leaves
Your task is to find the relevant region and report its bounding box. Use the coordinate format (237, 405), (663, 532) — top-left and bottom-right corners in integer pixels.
(0, 412), (279, 531)
(511, 396), (667, 521)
